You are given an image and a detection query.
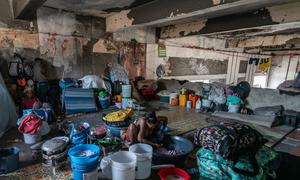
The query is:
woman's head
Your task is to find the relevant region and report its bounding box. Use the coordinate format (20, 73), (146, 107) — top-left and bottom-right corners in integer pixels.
(24, 87), (34, 98)
(145, 111), (157, 124)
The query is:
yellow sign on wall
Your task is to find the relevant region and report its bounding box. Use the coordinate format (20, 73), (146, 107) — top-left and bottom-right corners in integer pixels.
(258, 58), (272, 73)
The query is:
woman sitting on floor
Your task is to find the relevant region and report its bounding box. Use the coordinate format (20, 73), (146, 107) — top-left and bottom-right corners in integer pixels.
(21, 87), (40, 110)
(121, 111), (168, 148)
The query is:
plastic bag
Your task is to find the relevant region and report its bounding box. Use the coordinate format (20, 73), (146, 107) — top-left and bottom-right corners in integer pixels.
(79, 75), (107, 89)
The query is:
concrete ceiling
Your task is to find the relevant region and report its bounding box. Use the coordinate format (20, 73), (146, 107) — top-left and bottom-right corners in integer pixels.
(44, 0), (155, 17)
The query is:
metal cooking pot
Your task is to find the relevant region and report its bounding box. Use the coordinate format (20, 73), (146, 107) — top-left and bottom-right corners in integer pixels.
(153, 136), (194, 167)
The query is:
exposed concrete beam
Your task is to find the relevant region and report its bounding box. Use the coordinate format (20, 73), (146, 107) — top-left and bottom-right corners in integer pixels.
(13, 0), (47, 19)
(159, 1), (300, 39)
(106, 0), (290, 32)
(228, 34), (300, 48)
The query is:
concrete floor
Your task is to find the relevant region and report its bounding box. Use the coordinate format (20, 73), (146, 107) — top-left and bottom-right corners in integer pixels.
(1, 103), (300, 179)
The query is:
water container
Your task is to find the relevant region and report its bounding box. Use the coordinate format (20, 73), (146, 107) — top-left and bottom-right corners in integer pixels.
(228, 104), (240, 113)
(111, 151), (136, 180)
(195, 99), (202, 110)
(186, 101), (192, 109)
(122, 85), (132, 98)
(179, 94), (187, 107)
(99, 96), (110, 109)
(68, 144), (101, 180)
(129, 144), (153, 179)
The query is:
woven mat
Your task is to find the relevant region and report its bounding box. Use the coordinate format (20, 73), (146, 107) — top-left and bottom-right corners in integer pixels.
(149, 102), (211, 135)
(0, 163), (72, 180)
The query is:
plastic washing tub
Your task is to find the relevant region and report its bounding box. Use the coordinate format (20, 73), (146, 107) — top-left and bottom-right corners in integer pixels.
(158, 167), (190, 180)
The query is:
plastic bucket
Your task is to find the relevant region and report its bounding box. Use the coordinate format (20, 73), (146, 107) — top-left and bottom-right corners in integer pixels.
(158, 167), (190, 180)
(0, 147), (20, 174)
(111, 151), (136, 180)
(23, 133), (42, 144)
(122, 85), (132, 98)
(99, 96), (110, 109)
(159, 95), (170, 103)
(129, 143), (153, 179)
(68, 144), (101, 180)
(228, 104), (240, 113)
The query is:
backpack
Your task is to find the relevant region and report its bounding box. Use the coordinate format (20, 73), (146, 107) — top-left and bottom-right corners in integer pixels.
(8, 54), (33, 78)
(194, 123), (265, 177)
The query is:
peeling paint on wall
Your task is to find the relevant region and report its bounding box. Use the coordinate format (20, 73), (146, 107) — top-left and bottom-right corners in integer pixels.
(115, 41), (146, 79)
(93, 39), (117, 53)
(160, 19), (207, 39)
(106, 10), (134, 32)
(0, 28), (39, 49)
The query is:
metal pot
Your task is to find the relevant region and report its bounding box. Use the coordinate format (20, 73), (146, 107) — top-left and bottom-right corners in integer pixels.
(153, 136), (194, 168)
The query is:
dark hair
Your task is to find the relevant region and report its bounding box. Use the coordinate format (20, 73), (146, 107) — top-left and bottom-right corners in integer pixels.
(145, 111), (157, 124)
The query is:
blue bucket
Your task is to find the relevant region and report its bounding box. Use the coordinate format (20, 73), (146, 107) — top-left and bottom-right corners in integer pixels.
(68, 144), (101, 180)
(98, 97), (110, 109)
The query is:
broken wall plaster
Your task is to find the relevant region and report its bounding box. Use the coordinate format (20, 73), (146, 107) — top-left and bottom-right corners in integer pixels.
(113, 26), (156, 43)
(106, 10), (134, 32)
(93, 39), (117, 53)
(160, 19), (208, 39)
(0, 27), (39, 49)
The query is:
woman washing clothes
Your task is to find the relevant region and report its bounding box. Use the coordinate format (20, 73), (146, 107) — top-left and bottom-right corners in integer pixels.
(121, 111), (168, 148)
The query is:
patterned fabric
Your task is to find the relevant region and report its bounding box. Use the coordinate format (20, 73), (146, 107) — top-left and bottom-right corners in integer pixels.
(108, 63), (129, 84)
(0, 163), (72, 180)
(194, 123), (264, 159)
(197, 146), (278, 180)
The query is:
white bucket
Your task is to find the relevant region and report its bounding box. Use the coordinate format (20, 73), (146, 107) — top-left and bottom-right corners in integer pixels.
(111, 151), (136, 180)
(23, 133), (42, 144)
(129, 143), (153, 179)
(228, 104), (240, 113)
(169, 93), (179, 104)
(122, 85), (132, 98)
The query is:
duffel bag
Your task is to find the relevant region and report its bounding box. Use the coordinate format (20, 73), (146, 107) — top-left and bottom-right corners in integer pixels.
(194, 123), (265, 176)
(196, 146), (279, 180)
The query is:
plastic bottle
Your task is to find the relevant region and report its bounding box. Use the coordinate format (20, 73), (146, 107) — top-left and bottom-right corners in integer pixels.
(195, 99), (202, 110)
